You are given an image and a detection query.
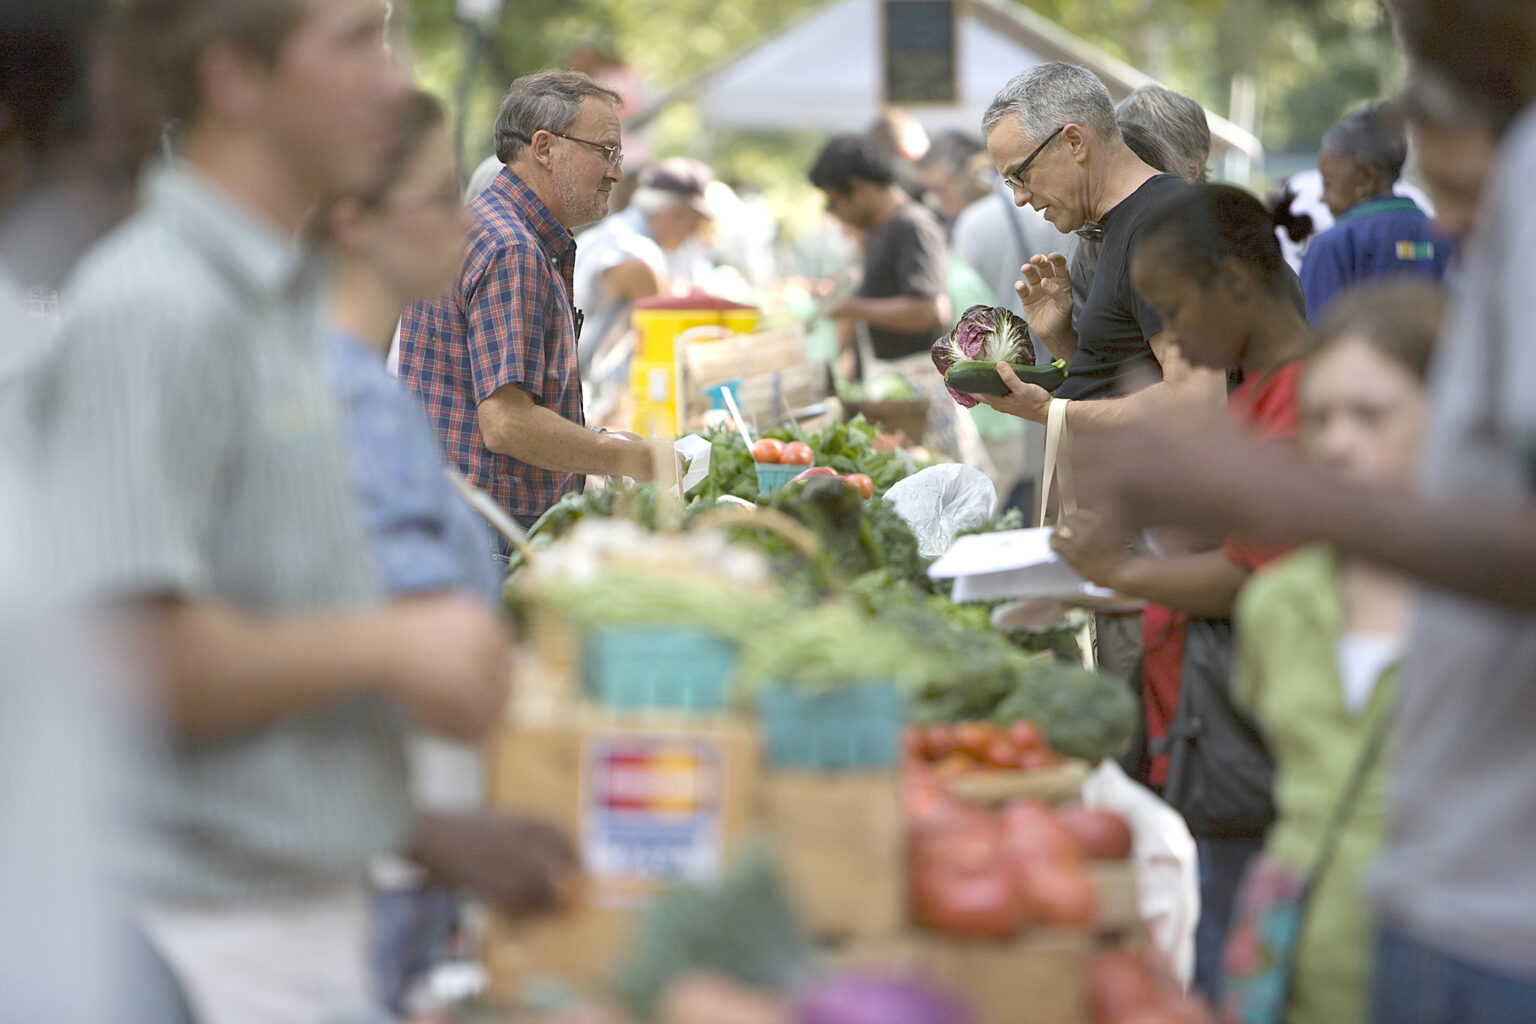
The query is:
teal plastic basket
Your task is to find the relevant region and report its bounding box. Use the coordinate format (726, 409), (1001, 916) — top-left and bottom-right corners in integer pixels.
(754, 462), (803, 495)
(757, 681), (903, 769)
(583, 625), (737, 711)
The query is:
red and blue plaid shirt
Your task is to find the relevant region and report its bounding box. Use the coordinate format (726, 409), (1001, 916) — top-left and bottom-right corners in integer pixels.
(400, 168), (585, 521)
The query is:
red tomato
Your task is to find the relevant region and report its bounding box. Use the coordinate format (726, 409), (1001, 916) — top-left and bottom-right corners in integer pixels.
(791, 466), (838, 483)
(1091, 949), (1162, 1024)
(905, 770), (982, 832)
(924, 723), (958, 759)
(780, 441), (814, 465)
(1017, 858), (1097, 928)
(911, 814), (1003, 871)
(1057, 806), (1134, 860)
(1008, 719), (1047, 751)
(845, 473), (874, 499)
(910, 823), (1025, 939)
(751, 438), (785, 463)
(1000, 799), (1083, 865)
(982, 736), (1024, 770)
(954, 721), (997, 759)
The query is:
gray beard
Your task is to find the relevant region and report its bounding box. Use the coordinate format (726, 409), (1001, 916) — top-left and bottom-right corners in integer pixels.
(559, 177), (609, 230)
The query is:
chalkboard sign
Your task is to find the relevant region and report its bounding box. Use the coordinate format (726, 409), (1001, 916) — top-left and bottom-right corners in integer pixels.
(883, 0), (956, 104)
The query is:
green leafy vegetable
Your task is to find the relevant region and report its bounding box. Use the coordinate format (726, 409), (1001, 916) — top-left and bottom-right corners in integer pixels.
(991, 661), (1139, 763)
(610, 846), (813, 1022)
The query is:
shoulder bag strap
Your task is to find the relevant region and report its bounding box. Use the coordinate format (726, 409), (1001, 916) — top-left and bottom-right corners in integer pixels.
(1036, 396), (1074, 527)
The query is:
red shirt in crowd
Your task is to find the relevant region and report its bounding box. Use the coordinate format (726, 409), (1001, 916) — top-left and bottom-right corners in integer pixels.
(1141, 361), (1303, 787)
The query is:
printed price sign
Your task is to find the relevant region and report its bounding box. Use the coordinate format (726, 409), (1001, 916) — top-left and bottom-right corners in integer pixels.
(581, 735), (725, 907)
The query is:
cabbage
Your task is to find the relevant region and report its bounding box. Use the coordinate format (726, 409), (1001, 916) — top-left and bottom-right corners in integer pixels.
(929, 305), (1036, 408)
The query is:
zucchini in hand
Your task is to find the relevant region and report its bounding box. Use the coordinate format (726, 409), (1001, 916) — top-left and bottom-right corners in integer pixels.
(945, 358), (1067, 396)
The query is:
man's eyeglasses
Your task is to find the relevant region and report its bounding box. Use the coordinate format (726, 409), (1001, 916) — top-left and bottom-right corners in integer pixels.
(510, 128), (623, 169)
(1002, 125), (1065, 191)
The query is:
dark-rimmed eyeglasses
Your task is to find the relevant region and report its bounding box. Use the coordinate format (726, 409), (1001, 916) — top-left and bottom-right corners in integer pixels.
(509, 128), (623, 169)
(1002, 125), (1065, 191)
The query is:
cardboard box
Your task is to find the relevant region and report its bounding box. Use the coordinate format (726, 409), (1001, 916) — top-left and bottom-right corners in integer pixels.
(1090, 859), (1140, 936)
(483, 717), (764, 997)
(833, 930), (1094, 1024)
(763, 772), (904, 941)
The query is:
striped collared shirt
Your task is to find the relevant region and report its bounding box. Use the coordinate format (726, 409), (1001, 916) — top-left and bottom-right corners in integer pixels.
(399, 168), (586, 522)
(38, 163), (410, 904)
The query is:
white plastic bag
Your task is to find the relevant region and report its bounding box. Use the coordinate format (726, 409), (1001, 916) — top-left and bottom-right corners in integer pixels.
(883, 464), (999, 556)
(675, 434), (712, 495)
(1081, 760), (1200, 988)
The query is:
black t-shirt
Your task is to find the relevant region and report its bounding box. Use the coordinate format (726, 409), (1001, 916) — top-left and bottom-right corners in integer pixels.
(1055, 173), (1186, 401)
(858, 201), (949, 360)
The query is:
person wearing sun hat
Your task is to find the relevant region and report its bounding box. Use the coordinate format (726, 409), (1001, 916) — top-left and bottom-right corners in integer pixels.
(573, 155), (718, 377)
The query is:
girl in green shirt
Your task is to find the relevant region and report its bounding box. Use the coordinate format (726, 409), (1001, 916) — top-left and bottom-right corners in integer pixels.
(1222, 280), (1444, 1024)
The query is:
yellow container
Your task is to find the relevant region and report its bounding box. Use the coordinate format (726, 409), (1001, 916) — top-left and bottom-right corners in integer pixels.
(632, 304), (759, 364)
(630, 358), (681, 437)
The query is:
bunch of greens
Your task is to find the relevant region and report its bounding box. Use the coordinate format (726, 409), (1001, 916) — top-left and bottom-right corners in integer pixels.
(536, 568), (782, 639)
(507, 483), (720, 574)
(992, 661), (1139, 763)
(732, 477), (928, 595)
(610, 846), (814, 1022)
(736, 601), (928, 693)
(843, 579), (1129, 761)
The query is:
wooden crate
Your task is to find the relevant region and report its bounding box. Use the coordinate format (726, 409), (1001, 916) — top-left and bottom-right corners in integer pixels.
(832, 929), (1095, 1024)
(483, 717), (765, 998)
(1090, 859), (1140, 936)
(762, 771), (905, 942)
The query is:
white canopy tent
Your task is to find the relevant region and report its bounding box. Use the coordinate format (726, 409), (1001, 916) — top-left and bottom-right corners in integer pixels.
(635, 0), (1263, 181)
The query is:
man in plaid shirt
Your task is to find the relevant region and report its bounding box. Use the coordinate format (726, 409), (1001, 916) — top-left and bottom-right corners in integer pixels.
(401, 70), (677, 537)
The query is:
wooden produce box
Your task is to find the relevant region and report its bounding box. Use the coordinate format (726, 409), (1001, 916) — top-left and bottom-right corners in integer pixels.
(833, 929), (1095, 1024)
(762, 771), (905, 942)
(1090, 859), (1141, 937)
(483, 716), (765, 998)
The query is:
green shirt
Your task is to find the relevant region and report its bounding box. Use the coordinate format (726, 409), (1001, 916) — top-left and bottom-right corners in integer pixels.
(1233, 545), (1398, 1024)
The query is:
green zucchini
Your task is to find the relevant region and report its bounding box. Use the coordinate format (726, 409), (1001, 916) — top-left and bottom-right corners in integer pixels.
(945, 358), (1067, 395)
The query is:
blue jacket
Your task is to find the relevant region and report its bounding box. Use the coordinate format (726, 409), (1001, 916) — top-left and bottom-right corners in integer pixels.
(1300, 196), (1453, 323)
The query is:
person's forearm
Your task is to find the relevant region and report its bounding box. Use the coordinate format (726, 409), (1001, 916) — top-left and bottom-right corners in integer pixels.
(402, 809), (470, 883)
(1106, 551), (1249, 618)
(1035, 326), (1078, 362)
(1248, 476), (1536, 608)
(482, 401), (646, 478)
(1066, 368), (1226, 429)
(843, 294), (947, 336)
(132, 599), (399, 737)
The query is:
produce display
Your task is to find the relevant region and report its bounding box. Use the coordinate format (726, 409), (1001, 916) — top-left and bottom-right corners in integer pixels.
(905, 768), (1132, 937)
(695, 415), (909, 503)
(737, 601), (928, 693)
(611, 847), (813, 1022)
(751, 476), (929, 593)
(1091, 948), (1215, 1024)
(858, 585), (1135, 763)
(931, 304), (1068, 407)
(905, 720), (1065, 775)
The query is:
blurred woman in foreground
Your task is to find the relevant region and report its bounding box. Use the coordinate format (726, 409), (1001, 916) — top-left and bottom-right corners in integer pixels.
(1221, 281), (1441, 1024)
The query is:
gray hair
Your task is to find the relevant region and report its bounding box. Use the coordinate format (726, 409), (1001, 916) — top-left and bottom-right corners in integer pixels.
(981, 63), (1119, 144)
(493, 69), (622, 164)
(1321, 99), (1408, 183)
(1116, 84), (1210, 182)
